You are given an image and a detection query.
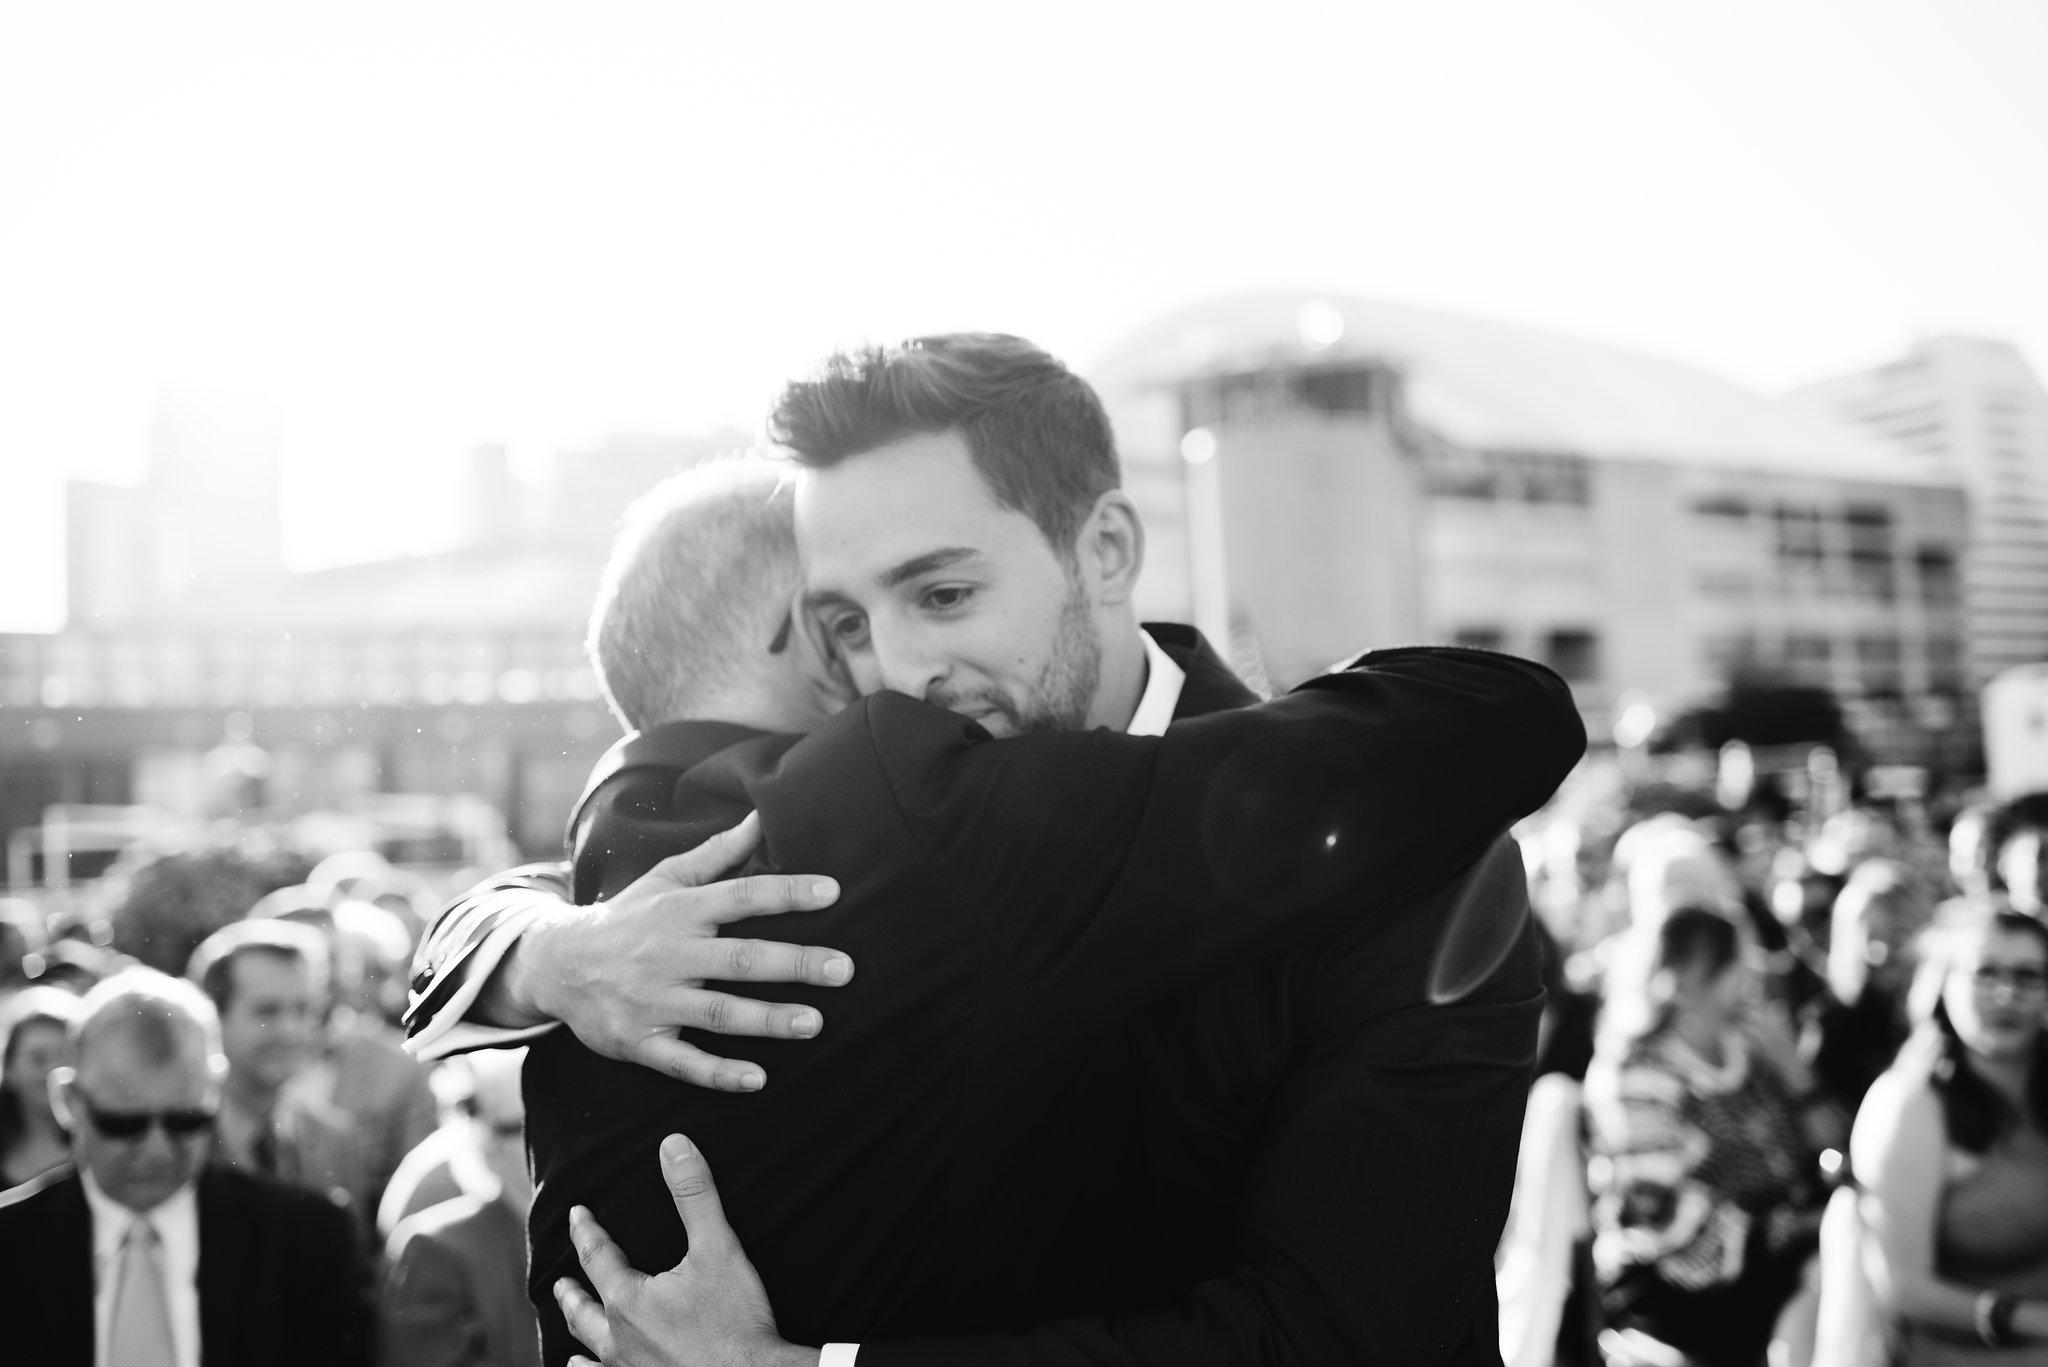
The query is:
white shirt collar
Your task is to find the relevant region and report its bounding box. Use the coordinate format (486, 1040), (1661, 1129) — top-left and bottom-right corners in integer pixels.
(1127, 628), (1186, 737)
(80, 1166), (202, 1367)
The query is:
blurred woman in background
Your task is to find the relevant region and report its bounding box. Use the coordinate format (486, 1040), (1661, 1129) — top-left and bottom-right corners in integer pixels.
(1852, 903), (2048, 1363)
(1588, 906), (1825, 1366)
(0, 986), (83, 1190)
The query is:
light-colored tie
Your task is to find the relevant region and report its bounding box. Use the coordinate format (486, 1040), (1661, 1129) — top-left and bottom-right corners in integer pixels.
(108, 1216), (176, 1367)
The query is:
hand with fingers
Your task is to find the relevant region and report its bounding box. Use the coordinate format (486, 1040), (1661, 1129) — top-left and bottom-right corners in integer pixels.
(506, 811), (855, 1091)
(558, 1134), (818, 1367)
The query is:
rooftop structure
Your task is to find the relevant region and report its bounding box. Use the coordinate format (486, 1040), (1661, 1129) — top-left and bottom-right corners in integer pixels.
(1793, 336), (2048, 682)
(1091, 293), (1972, 762)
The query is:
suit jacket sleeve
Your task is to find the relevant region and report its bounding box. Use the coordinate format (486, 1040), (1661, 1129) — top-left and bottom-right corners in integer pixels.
(402, 863), (574, 1055)
(382, 1226), (487, 1367)
(851, 645), (1581, 1017)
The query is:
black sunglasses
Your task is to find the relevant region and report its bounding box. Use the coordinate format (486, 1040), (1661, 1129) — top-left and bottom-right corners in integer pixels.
(73, 1091), (217, 1141)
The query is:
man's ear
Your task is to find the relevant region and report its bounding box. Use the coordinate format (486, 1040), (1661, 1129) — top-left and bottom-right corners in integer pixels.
(47, 1065), (77, 1132)
(1077, 491), (1145, 607)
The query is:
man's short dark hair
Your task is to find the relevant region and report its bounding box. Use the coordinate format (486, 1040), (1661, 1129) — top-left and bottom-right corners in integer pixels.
(769, 333), (1121, 554)
(1986, 792), (2048, 868)
(185, 919), (326, 1015)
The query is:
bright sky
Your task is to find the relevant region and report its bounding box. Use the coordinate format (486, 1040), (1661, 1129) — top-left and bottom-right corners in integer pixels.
(2, 0), (2044, 630)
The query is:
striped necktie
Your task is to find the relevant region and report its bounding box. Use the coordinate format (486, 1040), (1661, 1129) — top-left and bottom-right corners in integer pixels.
(108, 1215), (175, 1367)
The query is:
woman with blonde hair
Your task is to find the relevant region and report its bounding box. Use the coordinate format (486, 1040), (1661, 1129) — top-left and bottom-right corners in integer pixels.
(1851, 901), (2048, 1362)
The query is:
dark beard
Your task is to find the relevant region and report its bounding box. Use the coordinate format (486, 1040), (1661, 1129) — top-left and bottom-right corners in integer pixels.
(929, 577), (1101, 735)
(1014, 577), (1101, 733)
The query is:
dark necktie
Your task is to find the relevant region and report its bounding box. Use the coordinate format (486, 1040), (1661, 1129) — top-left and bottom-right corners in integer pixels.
(252, 1122), (279, 1174)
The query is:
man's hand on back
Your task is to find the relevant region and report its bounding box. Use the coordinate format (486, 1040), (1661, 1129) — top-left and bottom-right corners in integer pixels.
(484, 812), (854, 1091)
(557, 1134), (817, 1367)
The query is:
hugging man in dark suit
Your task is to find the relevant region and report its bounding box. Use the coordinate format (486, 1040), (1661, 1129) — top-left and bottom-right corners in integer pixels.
(0, 967), (370, 1367)
(406, 334), (1586, 1366)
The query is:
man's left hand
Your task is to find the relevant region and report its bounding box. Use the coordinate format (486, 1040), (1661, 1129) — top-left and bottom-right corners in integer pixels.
(558, 1133), (819, 1367)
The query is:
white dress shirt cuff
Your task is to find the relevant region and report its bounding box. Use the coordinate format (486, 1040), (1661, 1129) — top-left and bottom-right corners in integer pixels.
(403, 903), (561, 1061)
(819, 1346), (859, 1367)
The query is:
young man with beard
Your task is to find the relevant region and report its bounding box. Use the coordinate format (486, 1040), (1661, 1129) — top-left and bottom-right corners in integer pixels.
(408, 335), (1583, 1366)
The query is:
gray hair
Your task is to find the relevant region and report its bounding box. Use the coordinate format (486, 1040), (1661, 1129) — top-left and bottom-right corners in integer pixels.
(588, 456), (803, 731)
(70, 967), (222, 1068)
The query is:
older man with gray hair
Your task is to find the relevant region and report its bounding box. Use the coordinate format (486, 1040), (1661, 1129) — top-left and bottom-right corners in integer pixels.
(0, 966), (370, 1367)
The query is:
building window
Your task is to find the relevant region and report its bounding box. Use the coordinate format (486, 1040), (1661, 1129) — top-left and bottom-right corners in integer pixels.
(1927, 635), (1966, 689)
(1786, 632), (1834, 685)
(1916, 547), (1960, 606)
(1696, 569), (1754, 597)
(1543, 629), (1599, 683)
(1773, 505), (1828, 589)
(1690, 495), (1750, 522)
(1453, 627), (1506, 651)
(1846, 506), (1896, 602)
(1420, 448), (1591, 505)
(1855, 633), (1903, 693)
(1704, 631), (1760, 676)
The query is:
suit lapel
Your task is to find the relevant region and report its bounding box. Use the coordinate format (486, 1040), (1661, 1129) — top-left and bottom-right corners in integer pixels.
(565, 720), (770, 845)
(1144, 622), (1258, 720)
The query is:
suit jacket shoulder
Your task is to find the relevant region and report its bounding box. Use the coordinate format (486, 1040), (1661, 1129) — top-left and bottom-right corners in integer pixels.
(199, 1165), (372, 1367)
(385, 1193), (542, 1367)
(0, 1165), (93, 1367)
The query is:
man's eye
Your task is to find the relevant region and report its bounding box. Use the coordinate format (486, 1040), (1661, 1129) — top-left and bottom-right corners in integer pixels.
(831, 615), (870, 647)
(923, 585), (973, 611)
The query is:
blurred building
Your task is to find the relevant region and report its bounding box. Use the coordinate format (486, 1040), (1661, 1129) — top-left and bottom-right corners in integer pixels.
(1793, 336), (2048, 683)
(67, 392), (290, 627)
(4, 405), (748, 884)
(1093, 293), (1974, 757)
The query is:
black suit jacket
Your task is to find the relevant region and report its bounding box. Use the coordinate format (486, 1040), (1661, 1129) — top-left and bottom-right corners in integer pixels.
(0, 1162), (372, 1367)
(411, 631), (1583, 1366)
(858, 628), (1555, 1365)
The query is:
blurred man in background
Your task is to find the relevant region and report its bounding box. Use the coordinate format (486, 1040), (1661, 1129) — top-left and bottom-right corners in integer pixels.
(253, 891), (438, 1219)
(187, 919), (372, 1221)
(0, 967), (370, 1366)
(381, 1047), (541, 1367)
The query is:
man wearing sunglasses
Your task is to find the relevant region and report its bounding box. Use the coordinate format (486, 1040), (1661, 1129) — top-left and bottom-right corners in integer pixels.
(0, 967), (371, 1366)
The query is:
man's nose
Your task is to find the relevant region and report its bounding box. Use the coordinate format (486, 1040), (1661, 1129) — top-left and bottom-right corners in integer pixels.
(134, 1122), (179, 1163)
(870, 624), (946, 702)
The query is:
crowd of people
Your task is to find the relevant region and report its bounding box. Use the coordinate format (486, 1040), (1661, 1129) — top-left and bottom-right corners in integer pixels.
(0, 326), (2043, 1367)
(0, 849), (543, 1366)
(1505, 776), (2048, 1367)
(2, 770), (2041, 1367)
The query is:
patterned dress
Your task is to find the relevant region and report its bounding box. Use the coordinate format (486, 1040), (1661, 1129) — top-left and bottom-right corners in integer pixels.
(1586, 1025), (1824, 1366)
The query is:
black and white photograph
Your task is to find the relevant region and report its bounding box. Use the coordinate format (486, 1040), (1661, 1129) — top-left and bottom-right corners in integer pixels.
(2, 3), (2046, 1366)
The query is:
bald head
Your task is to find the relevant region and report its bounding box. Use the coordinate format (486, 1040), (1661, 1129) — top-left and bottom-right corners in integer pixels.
(55, 969), (223, 1211)
(590, 456), (847, 733)
(70, 968), (221, 1072)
